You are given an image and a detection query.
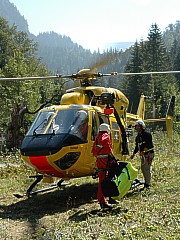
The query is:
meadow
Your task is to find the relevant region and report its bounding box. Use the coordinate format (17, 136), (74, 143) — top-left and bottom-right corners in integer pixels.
(0, 131), (179, 240)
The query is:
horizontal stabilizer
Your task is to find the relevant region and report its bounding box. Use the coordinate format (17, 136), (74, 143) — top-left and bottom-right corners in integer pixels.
(144, 96), (175, 137)
(127, 96), (175, 137)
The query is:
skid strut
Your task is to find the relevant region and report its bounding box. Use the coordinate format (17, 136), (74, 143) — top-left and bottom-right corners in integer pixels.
(14, 175), (68, 198)
(27, 175), (43, 195)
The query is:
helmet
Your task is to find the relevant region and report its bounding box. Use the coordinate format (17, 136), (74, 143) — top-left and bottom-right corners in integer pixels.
(135, 120), (146, 129)
(75, 110), (87, 121)
(46, 112), (54, 121)
(99, 123), (111, 134)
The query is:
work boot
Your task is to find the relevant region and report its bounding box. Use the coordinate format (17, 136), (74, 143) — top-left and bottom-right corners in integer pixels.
(100, 202), (113, 209)
(140, 183), (150, 191)
(108, 197), (119, 204)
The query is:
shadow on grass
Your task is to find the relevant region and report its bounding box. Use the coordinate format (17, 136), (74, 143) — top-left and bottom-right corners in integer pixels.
(0, 181), (98, 233)
(68, 206), (129, 222)
(0, 179), (143, 236)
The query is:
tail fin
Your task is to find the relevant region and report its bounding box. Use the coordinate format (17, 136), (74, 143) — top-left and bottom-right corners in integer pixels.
(166, 96), (175, 137)
(137, 94), (146, 120)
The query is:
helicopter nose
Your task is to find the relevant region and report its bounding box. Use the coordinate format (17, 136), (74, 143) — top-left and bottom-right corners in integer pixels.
(29, 156), (67, 178)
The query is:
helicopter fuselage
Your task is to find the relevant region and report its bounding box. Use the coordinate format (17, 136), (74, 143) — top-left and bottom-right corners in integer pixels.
(21, 86), (129, 179)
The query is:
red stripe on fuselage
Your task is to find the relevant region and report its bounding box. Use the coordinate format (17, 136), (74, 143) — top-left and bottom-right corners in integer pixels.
(29, 156), (67, 178)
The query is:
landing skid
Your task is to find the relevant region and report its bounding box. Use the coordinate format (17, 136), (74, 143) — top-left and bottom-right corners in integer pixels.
(131, 179), (145, 189)
(13, 175), (69, 199)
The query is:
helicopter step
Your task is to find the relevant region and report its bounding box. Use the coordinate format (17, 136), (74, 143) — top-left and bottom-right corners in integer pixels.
(131, 179), (145, 189)
(13, 175), (70, 199)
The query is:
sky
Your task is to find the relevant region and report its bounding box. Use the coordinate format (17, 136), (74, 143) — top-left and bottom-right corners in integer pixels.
(9, 0), (180, 51)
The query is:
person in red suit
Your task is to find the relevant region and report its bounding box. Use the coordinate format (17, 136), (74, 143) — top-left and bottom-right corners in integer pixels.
(92, 123), (117, 209)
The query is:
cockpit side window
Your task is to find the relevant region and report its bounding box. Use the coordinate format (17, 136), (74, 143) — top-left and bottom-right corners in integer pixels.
(92, 112), (98, 140)
(98, 114), (109, 125)
(71, 110), (88, 141)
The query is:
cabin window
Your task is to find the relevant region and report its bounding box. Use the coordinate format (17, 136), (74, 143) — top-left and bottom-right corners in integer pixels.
(112, 121), (120, 140)
(98, 114), (109, 125)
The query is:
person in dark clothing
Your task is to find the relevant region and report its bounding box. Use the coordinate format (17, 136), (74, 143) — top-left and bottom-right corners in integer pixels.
(130, 120), (154, 190)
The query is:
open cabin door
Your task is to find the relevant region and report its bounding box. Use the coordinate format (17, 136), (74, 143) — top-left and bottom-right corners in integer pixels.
(109, 116), (123, 160)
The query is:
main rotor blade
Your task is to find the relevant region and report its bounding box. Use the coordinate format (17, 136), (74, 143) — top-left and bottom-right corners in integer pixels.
(89, 54), (116, 73)
(0, 75), (63, 81)
(1, 70), (180, 82)
(110, 70), (180, 76)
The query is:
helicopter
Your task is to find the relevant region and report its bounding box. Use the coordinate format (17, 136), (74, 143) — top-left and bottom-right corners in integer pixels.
(0, 60), (176, 198)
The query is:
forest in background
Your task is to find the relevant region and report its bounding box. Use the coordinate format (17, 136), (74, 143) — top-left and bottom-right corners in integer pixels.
(0, 0), (180, 149)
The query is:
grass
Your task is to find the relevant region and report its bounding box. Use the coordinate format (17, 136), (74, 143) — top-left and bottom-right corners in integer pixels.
(0, 131), (179, 240)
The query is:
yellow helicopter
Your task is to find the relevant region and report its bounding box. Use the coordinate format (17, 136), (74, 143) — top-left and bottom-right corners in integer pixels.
(0, 61), (176, 198)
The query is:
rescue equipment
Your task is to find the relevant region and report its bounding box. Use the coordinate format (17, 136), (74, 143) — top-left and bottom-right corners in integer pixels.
(101, 161), (138, 199)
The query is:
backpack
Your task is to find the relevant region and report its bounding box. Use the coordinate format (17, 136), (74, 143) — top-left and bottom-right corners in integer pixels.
(101, 161), (138, 199)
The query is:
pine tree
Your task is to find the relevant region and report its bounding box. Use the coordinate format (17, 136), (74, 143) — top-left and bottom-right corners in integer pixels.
(0, 17), (57, 148)
(122, 23), (177, 120)
(122, 41), (144, 113)
(143, 23), (176, 118)
(170, 39), (180, 90)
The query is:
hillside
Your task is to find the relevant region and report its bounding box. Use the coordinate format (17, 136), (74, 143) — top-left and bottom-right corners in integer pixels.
(0, 0), (29, 33)
(0, 0), (94, 73)
(0, 0), (131, 73)
(34, 31), (95, 73)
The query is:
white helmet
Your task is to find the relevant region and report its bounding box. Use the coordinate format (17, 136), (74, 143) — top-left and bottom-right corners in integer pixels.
(135, 120), (146, 129)
(99, 123), (111, 134)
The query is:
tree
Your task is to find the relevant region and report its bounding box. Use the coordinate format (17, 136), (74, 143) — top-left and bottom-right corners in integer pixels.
(170, 39), (180, 90)
(0, 18), (68, 149)
(123, 23), (177, 120)
(143, 23), (177, 118)
(122, 41), (144, 113)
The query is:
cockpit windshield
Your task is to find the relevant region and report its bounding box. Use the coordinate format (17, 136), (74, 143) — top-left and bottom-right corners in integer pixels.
(27, 109), (88, 141)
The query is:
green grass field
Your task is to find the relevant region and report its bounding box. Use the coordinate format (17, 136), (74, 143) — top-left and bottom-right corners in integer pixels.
(0, 131), (179, 240)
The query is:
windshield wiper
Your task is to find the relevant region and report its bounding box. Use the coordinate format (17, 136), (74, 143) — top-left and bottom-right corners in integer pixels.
(33, 119), (47, 135)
